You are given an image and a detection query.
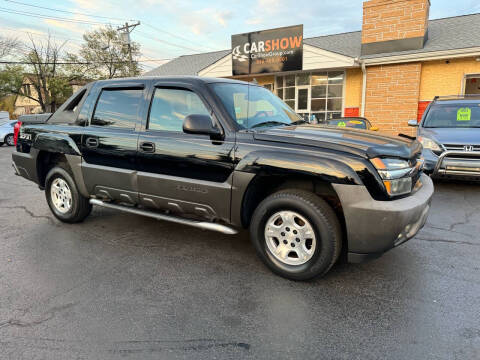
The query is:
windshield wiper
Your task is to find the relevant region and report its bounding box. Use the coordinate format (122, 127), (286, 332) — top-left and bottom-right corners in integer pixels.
(250, 121), (289, 129)
(290, 119), (307, 125)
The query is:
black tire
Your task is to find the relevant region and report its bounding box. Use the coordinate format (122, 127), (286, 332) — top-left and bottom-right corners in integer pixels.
(45, 165), (92, 223)
(250, 189), (342, 281)
(5, 134), (14, 146)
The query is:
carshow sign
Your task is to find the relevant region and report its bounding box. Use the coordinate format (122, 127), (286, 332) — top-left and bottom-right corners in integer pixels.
(231, 25), (303, 75)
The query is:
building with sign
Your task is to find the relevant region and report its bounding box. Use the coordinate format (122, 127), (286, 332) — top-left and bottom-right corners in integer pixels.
(145, 0), (480, 136)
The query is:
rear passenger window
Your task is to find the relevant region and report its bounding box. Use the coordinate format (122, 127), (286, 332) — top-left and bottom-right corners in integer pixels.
(148, 88), (210, 132)
(92, 89), (142, 129)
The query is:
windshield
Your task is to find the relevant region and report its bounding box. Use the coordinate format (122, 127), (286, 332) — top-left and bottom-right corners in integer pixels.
(424, 104), (480, 128)
(210, 83), (302, 129)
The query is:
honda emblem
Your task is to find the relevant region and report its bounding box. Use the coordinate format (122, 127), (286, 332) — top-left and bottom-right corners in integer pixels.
(464, 145), (474, 152)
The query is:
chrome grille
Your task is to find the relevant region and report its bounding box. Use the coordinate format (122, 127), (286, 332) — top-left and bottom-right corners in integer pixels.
(443, 144), (480, 152)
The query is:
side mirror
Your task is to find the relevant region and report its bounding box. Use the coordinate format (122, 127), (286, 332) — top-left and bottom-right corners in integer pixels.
(183, 114), (222, 137)
(370, 126), (379, 131)
(408, 119), (419, 127)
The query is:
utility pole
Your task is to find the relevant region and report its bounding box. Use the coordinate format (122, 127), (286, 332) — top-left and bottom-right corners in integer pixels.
(117, 21), (140, 76)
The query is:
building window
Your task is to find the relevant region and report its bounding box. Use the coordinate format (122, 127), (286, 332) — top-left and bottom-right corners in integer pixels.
(275, 71), (344, 123)
(23, 84), (31, 97)
(465, 74), (480, 95)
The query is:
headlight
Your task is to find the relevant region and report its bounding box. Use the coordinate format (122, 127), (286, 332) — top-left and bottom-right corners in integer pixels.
(417, 136), (442, 152)
(371, 157), (415, 197)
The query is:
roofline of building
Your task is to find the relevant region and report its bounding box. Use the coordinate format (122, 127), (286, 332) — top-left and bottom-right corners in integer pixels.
(151, 12), (480, 75)
(363, 47), (480, 65)
(167, 12), (480, 59)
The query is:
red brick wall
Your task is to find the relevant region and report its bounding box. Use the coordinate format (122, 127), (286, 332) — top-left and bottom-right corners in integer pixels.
(344, 107), (360, 117)
(365, 62), (422, 136)
(362, 0), (430, 44)
(417, 101), (431, 122)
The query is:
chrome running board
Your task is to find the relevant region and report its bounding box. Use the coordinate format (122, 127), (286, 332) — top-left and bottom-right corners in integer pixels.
(89, 198), (238, 235)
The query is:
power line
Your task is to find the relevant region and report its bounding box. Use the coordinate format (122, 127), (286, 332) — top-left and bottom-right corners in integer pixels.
(0, 26), (84, 43)
(141, 55), (170, 64)
(2, 0), (218, 52)
(136, 30), (203, 53)
(0, 59), (172, 65)
(3, 0), (134, 22)
(143, 23), (217, 52)
(0, 24), (172, 67)
(0, 2), (220, 57)
(0, 6), (117, 26)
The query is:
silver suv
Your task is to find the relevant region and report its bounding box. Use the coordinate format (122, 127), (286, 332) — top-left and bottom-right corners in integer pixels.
(0, 120), (17, 147)
(409, 95), (480, 179)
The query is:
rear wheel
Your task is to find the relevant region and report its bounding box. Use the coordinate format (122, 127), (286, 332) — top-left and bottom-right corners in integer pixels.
(250, 189), (342, 280)
(5, 134), (14, 146)
(45, 166), (92, 223)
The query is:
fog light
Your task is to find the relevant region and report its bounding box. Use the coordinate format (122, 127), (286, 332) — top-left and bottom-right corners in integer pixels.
(383, 177), (412, 196)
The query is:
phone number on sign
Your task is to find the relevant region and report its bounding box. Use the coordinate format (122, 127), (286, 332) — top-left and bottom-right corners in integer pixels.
(254, 56), (288, 65)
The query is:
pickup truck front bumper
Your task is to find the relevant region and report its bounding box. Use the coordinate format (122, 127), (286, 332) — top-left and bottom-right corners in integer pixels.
(333, 174), (434, 263)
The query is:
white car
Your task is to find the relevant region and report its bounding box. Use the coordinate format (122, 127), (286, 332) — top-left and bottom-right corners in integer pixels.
(0, 120), (17, 146)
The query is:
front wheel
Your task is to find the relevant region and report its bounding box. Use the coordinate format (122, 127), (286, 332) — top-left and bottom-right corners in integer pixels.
(250, 189), (342, 281)
(5, 134), (14, 146)
(45, 166), (92, 223)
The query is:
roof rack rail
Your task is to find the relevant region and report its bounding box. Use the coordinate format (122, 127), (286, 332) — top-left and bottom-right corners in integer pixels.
(433, 94), (480, 100)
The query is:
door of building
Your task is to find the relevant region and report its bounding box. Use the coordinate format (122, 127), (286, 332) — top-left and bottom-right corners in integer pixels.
(295, 85), (310, 121)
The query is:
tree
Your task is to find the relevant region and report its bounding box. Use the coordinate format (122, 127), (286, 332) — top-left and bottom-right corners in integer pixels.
(0, 35), (18, 59)
(67, 26), (141, 79)
(0, 95), (16, 118)
(0, 35), (73, 113)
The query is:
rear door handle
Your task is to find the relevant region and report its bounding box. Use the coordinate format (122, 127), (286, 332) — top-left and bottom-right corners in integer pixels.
(139, 141), (155, 153)
(85, 137), (99, 148)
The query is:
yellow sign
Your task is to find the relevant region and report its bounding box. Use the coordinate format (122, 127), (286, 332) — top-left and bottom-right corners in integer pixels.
(457, 107), (471, 121)
(337, 121), (346, 127)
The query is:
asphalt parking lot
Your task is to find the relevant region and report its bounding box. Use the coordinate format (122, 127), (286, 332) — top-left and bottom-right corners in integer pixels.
(0, 146), (479, 360)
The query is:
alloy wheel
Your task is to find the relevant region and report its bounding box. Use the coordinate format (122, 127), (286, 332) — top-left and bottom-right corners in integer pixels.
(264, 210), (317, 266)
(50, 178), (72, 214)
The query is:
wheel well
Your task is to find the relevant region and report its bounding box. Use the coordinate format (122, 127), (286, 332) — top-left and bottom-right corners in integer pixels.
(241, 174), (346, 243)
(37, 151), (69, 188)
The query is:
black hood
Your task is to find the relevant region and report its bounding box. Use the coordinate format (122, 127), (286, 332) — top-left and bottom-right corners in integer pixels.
(253, 124), (422, 159)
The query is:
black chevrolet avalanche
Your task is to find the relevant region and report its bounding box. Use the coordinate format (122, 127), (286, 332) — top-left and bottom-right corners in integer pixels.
(12, 76), (433, 280)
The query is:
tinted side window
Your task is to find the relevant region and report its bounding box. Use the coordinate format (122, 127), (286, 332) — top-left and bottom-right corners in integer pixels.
(148, 88), (210, 132)
(92, 89), (142, 128)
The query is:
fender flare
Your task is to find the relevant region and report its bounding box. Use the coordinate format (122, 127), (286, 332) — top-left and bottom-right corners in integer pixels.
(235, 150), (363, 184)
(33, 132), (81, 156)
(32, 133), (89, 197)
(230, 150), (365, 226)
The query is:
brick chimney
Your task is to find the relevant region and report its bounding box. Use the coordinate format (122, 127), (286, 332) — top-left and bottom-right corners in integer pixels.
(361, 0), (430, 55)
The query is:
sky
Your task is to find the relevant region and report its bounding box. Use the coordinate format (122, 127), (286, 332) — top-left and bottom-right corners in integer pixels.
(1, 0), (480, 71)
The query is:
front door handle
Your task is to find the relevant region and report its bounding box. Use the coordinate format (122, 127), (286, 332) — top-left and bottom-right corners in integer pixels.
(85, 137), (99, 148)
(139, 141), (155, 153)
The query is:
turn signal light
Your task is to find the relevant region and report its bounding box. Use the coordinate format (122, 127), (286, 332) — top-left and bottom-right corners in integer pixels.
(370, 157), (416, 197)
